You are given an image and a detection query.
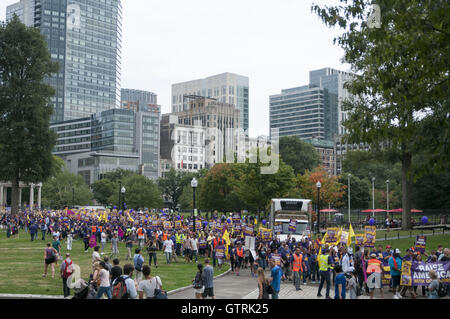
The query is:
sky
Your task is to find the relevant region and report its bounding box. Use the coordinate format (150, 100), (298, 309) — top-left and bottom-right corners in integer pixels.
(1, 0), (350, 137)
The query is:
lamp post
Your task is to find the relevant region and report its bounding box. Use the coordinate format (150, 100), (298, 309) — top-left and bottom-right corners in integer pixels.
(72, 188), (75, 209)
(191, 177), (198, 233)
(118, 181), (122, 211)
(371, 177), (375, 217)
(316, 180), (321, 234)
(348, 173), (351, 224)
(121, 186), (126, 211)
(386, 179), (390, 212)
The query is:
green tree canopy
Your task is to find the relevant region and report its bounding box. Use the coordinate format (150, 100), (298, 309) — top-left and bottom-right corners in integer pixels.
(0, 16), (59, 214)
(279, 136), (320, 175)
(312, 0), (450, 229)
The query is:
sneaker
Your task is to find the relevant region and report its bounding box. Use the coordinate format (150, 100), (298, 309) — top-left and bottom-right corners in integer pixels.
(396, 292), (403, 299)
(317, 293), (323, 297)
(393, 295), (399, 299)
(296, 288), (302, 291)
(326, 296), (332, 299)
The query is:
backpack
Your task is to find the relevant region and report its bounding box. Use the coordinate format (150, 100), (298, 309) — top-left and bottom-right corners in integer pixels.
(193, 272), (203, 289)
(112, 276), (129, 299)
(63, 260), (73, 279)
(437, 281), (447, 298)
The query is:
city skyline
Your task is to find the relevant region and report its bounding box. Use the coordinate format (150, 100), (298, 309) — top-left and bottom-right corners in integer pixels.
(1, 0), (349, 137)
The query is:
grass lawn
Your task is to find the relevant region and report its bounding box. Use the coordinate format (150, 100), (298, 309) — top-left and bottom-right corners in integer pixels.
(0, 230), (229, 296)
(377, 234), (450, 255)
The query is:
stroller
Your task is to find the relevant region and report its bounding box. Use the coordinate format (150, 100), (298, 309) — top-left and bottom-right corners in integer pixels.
(72, 275), (97, 299)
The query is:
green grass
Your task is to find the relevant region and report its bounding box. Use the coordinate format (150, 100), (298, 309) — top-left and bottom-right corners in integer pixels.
(377, 234), (450, 255)
(0, 230), (228, 296)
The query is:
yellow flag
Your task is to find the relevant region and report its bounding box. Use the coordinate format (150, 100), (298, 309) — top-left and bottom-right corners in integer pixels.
(348, 224), (355, 246)
(321, 231), (328, 244)
(223, 229), (231, 259)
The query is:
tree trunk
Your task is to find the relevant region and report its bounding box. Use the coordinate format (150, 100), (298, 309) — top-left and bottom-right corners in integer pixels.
(11, 177), (19, 215)
(401, 152), (413, 230)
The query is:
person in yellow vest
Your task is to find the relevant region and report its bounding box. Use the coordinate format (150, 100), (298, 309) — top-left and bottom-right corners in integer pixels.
(366, 253), (384, 299)
(234, 242), (244, 276)
(317, 248), (333, 299)
(175, 231), (184, 257)
(291, 247), (305, 291)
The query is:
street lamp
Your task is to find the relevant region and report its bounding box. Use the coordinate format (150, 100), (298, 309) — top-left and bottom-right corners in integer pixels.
(191, 177), (198, 233)
(348, 174), (351, 224)
(121, 186), (126, 211)
(316, 180), (321, 234)
(371, 177), (375, 217)
(72, 187), (75, 209)
(386, 179), (390, 212)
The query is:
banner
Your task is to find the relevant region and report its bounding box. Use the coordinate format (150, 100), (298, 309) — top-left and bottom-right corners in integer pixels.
(355, 234), (365, 246)
(175, 220), (182, 230)
(363, 226), (376, 248)
(325, 227), (339, 244)
(339, 231), (349, 246)
(274, 222), (282, 235)
(215, 245), (225, 259)
(244, 225), (254, 237)
(259, 227), (272, 242)
(382, 265), (391, 287)
(232, 213), (241, 225)
(401, 261), (450, 286)
(415, 235), (427, 254)
(271, 253), (281, 266)
(288, 220), (297, 233)
(163, 221), (172, 230)
(199, 239), (207, 250)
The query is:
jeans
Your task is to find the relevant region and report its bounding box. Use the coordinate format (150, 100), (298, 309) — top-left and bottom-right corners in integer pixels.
(318, 270), (331, 297)
(41, 231), (46, 241)
(96, 286), (112, 299)
(212, 251), (216, 267)
(258, 257), (266, 270)
(149, 253), (157, 266)
(271, 290), (279, 299)
(165, 252), (172, 264)
(293, 270), (301, 289)
(191, 250), (198, 263)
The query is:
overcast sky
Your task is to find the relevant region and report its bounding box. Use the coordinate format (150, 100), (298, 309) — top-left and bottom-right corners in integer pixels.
(1, 0), (349, 137)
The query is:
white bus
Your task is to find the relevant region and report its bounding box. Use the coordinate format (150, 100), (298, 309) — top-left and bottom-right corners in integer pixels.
(269, 198), (312, 242)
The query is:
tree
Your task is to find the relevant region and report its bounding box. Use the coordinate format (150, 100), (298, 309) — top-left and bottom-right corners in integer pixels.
(338, 174), (371, 209)
(109, 174), (163, 210)
(0, 17), (59, 214)
(41, 170), (93, 209)
(295, 167), (346, 208)
(91, 179), (115, 206)
(312, 1), (450, 229)
(158, 168), (197, 210)
(279, 136), (320, 175)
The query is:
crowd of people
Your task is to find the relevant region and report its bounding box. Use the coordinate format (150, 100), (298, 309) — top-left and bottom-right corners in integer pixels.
(0, 208), (448, 299)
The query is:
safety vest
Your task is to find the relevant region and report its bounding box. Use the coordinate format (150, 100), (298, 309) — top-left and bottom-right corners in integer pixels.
(319, 254), (330, 271)
(236, 247), (244, 258)
(292, 254), (303, 272)
(92, 226), (97, 233)
(176, 234), (184, 244)
(213, 238), (224, 248)
(137, 228), (143, 237)
(366, 259), (382, 273)
(162, 232), (168, 241)
(98, 226), (103, 233)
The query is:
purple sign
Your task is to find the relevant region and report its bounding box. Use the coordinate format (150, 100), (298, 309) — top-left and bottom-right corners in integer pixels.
(402, 261), (450, 286)
(415, 235), (427, 254)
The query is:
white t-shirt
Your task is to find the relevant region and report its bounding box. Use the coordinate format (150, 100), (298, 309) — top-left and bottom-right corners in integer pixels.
(101, 232), (107, 243)
(99, 269), (110, 287)
(191, 238), (198, 251)
(163, 240), (173, 253)
(138, 276), (162, 298)
(92, 251), (101, 263)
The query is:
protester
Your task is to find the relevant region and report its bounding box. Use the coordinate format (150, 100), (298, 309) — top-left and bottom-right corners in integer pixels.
(317, 248), (333, 299)
(163, 236), (174, 264)
(334, 264), (346, 299)
(257, 267), (270, 299)
(118, 264), (137, 299)
(193, 263), (205, 299)
(110, 258), (122, 286)
(133, 248), (144, 284)
(366, 253), (384, 299)
(389, 248), (403, 299)
(269, 259), (282, 299)
(43, 242), (58, 278)
(427, 270), (440, 299)
(201, 258), (216, 299)
(60, 253), (73, 298)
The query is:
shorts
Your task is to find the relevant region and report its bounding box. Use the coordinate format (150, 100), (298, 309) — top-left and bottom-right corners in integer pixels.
(391, 275), (401, 288)
(236, 257), (244, 267)
(45, 256), (55, 265)
(202, 287), (214, 298)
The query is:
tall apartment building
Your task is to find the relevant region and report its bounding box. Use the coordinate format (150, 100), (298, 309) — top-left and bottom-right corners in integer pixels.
(172, 73), (249, 133)
(6, 0), (122, 123)
(51, 108), (160, 184)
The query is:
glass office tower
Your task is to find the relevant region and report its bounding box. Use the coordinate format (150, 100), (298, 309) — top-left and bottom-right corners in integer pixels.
(6, 0), (122, 123)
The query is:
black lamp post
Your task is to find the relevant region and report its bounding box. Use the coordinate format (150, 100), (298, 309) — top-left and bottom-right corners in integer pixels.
(316, 180), (321, 234)
(121, 186), (126, 211)
(191, 177), (198, 232)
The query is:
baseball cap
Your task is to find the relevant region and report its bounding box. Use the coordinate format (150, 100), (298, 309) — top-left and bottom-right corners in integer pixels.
(347, 247), (353, 254)
(386, 245), (391, 249)
(395, 248), (401, 254)
(370, 253), (377, 258)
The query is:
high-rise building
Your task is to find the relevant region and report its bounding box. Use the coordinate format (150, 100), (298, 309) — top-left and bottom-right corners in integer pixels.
(50, 108), (160, 184)
(6, 0), (122, 123)
(172, 73), (249, 133)
(121, 89), (158, 113)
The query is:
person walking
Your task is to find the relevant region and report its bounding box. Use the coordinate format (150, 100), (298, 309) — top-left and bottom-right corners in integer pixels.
(133, 248), (144, 284)
(317, 248), (333, 299)
(235, 242), (244, 276)
(334, 264), (346, 299)
(100, 230), (107, 255)
(389, 248), (403, 299)
(94, 261), (112, 299)
(366, 253), (384, 299)
(191, 234), (199, 263)
(66, 232), (73, 251)
(110, 258), (122, 286)
(43, 242), (58, 278)
(291, 247), (304, 291)
(269, 259), (282, 299)
(146, 237), (158, 268)
(163, 236), (174, 264)
(193, 263), (205, 299)
(201, 258), (216, 299)
(111, 233), (119, 258)
(125, 232), (134, 260)
(52, 236), (61, 265)
(257, 267), (270, 299)
(60, 252), (73, 298)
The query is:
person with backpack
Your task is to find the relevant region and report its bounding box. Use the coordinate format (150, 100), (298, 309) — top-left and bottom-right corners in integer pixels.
(60, 252), (73, 298)
(133, 248), (144, 284)
(193, 263), (205, 299)
(112, 264), (136, 299)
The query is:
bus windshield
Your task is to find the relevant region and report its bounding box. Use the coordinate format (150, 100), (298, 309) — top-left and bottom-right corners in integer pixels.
(281, 222), (307, 235)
